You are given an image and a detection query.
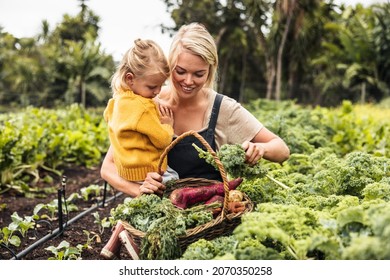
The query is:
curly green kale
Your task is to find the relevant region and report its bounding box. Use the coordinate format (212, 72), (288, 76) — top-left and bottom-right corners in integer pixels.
(193, 143), (289, 190)
(339, 202), (390, 259)
(313, 151), (389, 198)
(110, 194), (217, 259)
(192, 143), (268, 180)
(362, 180), (390, 202)
(180, 236), (237, 260)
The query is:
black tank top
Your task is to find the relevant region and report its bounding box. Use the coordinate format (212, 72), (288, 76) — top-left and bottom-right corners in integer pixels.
(168, 94), (223, 181)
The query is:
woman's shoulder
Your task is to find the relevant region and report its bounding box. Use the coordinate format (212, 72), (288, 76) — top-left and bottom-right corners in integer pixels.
(210, 90), (241, 111)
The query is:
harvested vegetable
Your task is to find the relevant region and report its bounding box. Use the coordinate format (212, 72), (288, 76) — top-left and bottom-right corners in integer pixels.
(205, 195), (224, 217)
(227, 201), (246, 213)
(169, 178), (243, 209)
(205, 195), (225, 205)
(111, 194), (221, 259)
(193, 143), (289, 189)
(229, 190), (244, 202)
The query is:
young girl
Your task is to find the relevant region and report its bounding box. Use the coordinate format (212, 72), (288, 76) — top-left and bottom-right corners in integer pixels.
(103, 38), (176, 183)
(101, 39), (177, 259)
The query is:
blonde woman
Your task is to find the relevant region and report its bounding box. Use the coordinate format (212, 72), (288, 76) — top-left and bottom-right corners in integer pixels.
(101, 23), (290, 197)
(100, 24), (290, 260)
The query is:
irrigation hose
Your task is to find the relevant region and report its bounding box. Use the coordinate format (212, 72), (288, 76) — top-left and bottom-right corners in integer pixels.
(11, 191), (123, 260)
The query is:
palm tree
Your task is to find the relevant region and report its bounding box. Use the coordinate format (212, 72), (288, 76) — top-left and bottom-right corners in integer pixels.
(312, 4), (384, 105)
(61, 34), (113, 107)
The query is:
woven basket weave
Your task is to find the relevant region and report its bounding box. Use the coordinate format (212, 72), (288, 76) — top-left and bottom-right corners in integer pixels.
(121, 130), (254, 253)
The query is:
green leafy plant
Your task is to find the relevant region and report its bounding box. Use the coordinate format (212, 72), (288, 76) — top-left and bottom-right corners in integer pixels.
(192, 143), (289, 189)
(45, 240), (83, 260)
(81, 230), (101, 250)
(111, 194), (220, 260)
(0, 226), (21, 247)
(92, 212), (111, 235)
(0, 211), (37, 249)
(9, 212), (36, 237)
(33, 194), (80, 220)
(80, 184), (103, 201)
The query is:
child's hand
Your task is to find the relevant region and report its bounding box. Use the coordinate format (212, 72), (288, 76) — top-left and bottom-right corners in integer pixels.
(159, 104), (174, 127)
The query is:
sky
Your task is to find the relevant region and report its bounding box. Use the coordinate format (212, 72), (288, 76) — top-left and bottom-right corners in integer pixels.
(0, 0), (386, 60)
(0, 0), (175, 60)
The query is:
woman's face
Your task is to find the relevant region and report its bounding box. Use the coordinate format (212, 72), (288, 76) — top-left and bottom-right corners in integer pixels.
(172, 51), (209, 99)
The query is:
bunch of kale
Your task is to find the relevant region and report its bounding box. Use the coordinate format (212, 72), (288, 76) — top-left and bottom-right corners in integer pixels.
(193, 143), (289, 189)
(193, 143), (267, 179)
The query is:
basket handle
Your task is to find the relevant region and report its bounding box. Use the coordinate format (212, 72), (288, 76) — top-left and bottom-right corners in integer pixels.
(158, 130), (230, 217)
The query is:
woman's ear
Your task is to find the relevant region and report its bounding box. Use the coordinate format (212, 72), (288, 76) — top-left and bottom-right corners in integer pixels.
(125, 72), (134, 85)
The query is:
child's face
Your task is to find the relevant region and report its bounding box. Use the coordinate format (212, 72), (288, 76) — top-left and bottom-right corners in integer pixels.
(127, 73), (166, 99)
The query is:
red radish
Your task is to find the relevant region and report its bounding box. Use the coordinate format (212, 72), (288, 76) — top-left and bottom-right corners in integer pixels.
(169, 178), (243, 209)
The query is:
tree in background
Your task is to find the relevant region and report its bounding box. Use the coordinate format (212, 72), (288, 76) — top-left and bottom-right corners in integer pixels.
(160, 0), (390, 106)
(161, 0), (329, 102)
(42, 2), (114, 107)
(1, 0), (389, 109)
(372, 2), (390, 100)
(311, 3), (389, 105)
(0, 1), (114, 109)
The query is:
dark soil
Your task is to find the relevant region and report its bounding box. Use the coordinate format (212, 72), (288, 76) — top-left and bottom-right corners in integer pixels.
(0, 165), (131, 260)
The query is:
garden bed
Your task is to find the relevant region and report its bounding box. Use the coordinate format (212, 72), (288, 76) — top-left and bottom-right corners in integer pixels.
(0, 165), (129, 260)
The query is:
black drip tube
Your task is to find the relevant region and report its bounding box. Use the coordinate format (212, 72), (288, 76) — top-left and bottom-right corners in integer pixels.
(11, 190), (123, 260)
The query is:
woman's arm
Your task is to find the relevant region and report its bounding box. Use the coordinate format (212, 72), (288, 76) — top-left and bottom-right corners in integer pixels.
(100, 145), (141, 197)
(242, 127), (290, 165)
(100, 145), (166, 197)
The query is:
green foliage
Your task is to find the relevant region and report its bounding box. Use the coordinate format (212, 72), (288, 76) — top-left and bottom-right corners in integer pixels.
(0, 212), (37, 248)
(310, 151), (389, 197)
(45, 240), (83, 260)
(180, 239), (216, 260)
(0, 5), (114, 108)
(362, 180), (390, 202)
(92, 212), (111, 235)
(110, 194), (218, 260)
(33, 194), (79, 221)
(80, 184), (104, 201)
(192, 143), (268, 180)
(0, 105), (108, 195)
(181, 100), (390, 260)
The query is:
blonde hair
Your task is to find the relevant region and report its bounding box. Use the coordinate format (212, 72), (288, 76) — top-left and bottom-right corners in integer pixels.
(111, 39), (169, 95)
(168, 22), (218, 89)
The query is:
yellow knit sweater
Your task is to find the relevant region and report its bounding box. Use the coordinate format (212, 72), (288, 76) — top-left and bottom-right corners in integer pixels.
(104, 90), (173, 181)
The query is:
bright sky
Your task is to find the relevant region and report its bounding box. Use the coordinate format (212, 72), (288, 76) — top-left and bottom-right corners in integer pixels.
(0, 0), (385, 60)
(0, 0), (175, 60)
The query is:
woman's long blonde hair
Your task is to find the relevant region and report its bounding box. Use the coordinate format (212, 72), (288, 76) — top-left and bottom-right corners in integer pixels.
(168, 22), (218, 90)
(111, 39), (170, 96)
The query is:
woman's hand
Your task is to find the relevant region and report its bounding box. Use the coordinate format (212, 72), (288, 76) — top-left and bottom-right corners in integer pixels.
(241, 141), (265, 165)
(139, 172), (166, 196)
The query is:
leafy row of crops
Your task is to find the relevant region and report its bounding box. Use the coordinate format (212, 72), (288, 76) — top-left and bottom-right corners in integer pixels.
(0, 104), (108, 194)
(1, 99), (390, 259)
(179, 99), (390, 260)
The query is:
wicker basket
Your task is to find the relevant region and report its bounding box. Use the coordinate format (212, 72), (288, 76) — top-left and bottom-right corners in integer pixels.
(121, 130), (254, 254)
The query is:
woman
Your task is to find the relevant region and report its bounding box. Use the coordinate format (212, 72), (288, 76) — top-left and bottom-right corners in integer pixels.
(100, 22), (290, 198)
(100, 22), (290, 259)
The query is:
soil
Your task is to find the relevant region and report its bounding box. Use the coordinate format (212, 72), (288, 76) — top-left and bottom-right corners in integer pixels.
(0, 165), (131, 260)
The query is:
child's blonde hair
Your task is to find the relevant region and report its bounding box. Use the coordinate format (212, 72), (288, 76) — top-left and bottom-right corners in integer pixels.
(111, 39), (169, 95)
(168, 22), (218, 89)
